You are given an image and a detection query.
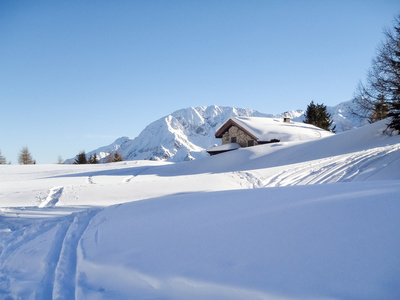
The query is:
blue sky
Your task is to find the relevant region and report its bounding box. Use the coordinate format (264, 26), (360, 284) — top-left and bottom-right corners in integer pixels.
(1, 1), (399, 164)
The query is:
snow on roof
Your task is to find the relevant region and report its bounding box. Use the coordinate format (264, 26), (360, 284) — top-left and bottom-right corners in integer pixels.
(219, 117), (333, 142)
(207, 143), (241, 152)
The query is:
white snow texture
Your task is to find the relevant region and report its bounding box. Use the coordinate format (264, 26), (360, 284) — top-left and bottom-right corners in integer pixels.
(1, 112), (399, 300)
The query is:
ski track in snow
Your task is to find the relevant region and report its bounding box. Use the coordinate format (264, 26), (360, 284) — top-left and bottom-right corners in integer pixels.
(122, 165), (153, 183)
(52, 209), (101, 300)
(0, 217), (71, 298)
(230, 144), (400, 189)
(233, 171), (265, 189)
(0, 209), (101, 299)
(261, 144), (400, 187)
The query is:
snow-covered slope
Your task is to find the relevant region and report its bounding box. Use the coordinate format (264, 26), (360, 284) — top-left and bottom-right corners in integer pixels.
(1, 120), (400, 299)
(328, 98), (370, 132)
(70, 101), (364, 164)
(107, 105), (300, 162)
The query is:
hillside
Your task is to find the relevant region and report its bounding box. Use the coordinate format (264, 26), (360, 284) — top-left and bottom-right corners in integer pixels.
(1, 119), (399, 299)
(66, 101), (361, 164)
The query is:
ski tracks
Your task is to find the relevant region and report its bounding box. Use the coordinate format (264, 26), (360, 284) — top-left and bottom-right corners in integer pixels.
(0, 208), (101, 299)
(235, 144), (400, 188)
(233, 171), (265, 189)
(267, 145), (400, 186)
(52, 209), (101, 300)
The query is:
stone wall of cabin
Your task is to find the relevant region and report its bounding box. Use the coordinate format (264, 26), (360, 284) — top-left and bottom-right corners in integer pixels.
(221, 125), (258, 147)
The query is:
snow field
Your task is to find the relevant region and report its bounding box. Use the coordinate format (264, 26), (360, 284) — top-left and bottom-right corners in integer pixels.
(1, 182), (400, 299)
(0, 119), (400, 299)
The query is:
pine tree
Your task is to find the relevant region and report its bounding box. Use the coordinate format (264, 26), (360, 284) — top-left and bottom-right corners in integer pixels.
(18, 147), (34, 165)
(304, 101), (317, 125)
(74, 151), (87, 164)
(354, 14), (400, 131)
(89, 153), (99, 164)
(304, 101), (335, 132)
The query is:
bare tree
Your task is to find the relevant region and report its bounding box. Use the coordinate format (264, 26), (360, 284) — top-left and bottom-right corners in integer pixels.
(354, 14), (400, 131)
(369, 94), (389, 123)
(18, 147), (35, 165)
(106, 151), (123, 163)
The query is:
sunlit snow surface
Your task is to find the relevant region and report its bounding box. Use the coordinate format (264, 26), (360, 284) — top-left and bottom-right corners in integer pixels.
(1, 120), (400, 299)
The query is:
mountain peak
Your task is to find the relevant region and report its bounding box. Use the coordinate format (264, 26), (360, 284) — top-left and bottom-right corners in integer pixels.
(67, 102), (364, 163)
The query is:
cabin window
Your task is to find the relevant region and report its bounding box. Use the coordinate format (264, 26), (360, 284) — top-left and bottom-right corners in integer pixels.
(248, 140), (254, 147)
(231, 137), (237, 143)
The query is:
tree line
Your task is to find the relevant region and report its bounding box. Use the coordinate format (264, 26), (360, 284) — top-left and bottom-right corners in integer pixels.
(0, 148), (124, 165)
(0, 147), (36, 165)
(73, 151), (123, 164)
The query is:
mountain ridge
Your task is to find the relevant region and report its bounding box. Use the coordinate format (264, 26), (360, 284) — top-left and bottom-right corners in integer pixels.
(65, 101), (364, 163)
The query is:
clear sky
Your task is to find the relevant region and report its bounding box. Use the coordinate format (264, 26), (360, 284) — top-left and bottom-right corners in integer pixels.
(1, 0), (399, 164)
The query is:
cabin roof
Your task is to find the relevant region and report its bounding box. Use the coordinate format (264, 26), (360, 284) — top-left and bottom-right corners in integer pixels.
(215, 117), (334, 142)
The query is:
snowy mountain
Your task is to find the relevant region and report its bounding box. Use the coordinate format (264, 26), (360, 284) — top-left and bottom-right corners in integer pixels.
(1, 119), (400, 299)
(68, 101), (364, 163)
(328, 98), (370, 131)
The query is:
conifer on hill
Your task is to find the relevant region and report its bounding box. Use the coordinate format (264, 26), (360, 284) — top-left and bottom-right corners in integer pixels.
(304, 101), (335, 132)
(89, 153), (99, 164)
(74, 151), (87, 164)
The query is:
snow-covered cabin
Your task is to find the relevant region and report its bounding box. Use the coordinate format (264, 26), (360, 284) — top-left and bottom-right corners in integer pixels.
(207, 116), (333, 155)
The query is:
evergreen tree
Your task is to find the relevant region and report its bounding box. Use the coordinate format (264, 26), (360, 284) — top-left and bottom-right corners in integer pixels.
(304, 101), (317, 125)
(354, 14), (400, 131)
(74, 151), (88, 164)
(18, 147), (34, 165)
(0, 150), (6, 164)
(89, 153), (99, 164)
(304, 101), (335, 132)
